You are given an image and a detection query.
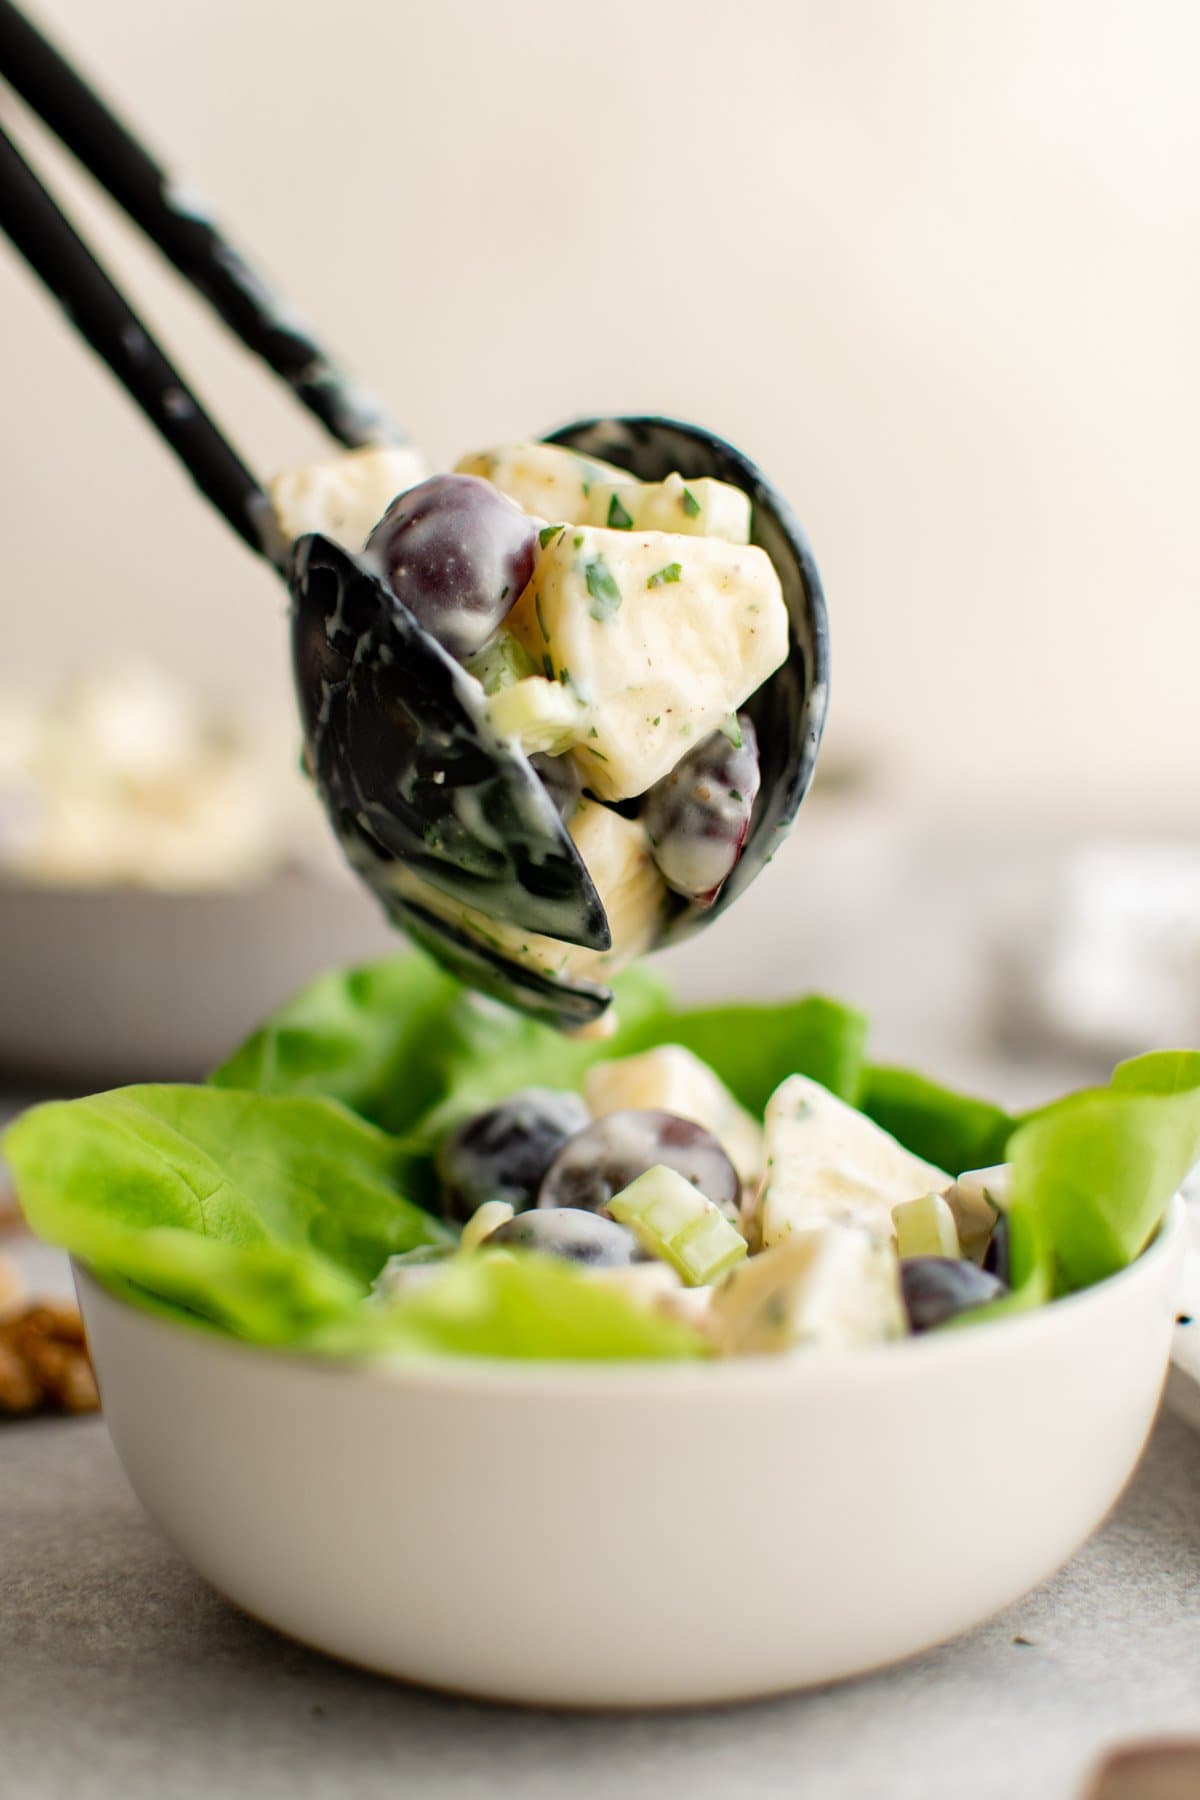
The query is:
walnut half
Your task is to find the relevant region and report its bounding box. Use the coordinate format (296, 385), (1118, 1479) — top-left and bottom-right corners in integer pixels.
(0, 1296), (100, 1418)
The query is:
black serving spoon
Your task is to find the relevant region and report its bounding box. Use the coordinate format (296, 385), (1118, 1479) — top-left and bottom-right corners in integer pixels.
(292, 420), (830, 1027)
(0, 3), (828, 1029)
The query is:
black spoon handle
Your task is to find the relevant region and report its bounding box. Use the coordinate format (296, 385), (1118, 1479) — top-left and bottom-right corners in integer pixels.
(0, 0), (395, 450)
(0, 122), (271, 559)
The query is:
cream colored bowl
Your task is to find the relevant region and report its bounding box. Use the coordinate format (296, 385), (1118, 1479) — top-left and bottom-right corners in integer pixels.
(75, 1200), (1187, 1709)
(0, 871), (394, 1084)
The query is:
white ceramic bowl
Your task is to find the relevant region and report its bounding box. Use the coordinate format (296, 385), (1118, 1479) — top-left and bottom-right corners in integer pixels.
(75, 1200), (1188, 1709)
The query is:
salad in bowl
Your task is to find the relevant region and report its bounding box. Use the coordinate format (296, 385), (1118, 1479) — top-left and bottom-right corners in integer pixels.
(7, 959), (1197, 1705)
(8, 955), (1198, 1365)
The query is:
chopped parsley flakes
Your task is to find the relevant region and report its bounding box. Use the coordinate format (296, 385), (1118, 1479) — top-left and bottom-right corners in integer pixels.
(647, 562), (682, 588)
(534, 592), (550, 641)
(538, 523), (565, 548)
(585, 555), (622, 621)
(607, 493), (634, 530)
(681, 486), (701, 518)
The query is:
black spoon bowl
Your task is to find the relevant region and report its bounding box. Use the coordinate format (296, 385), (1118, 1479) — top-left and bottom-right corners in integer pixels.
(291, 417), (829, 1028)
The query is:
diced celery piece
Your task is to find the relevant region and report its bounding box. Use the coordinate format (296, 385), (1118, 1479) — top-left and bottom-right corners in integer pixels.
(465, 631), (538, 694)
(609, 1165), (747, 1286)
(460, 1199), (515, 1252)
(943, 1165), (1009, 1264)
(892, 1192), (961, 1259)
(487, 676), (590, 755)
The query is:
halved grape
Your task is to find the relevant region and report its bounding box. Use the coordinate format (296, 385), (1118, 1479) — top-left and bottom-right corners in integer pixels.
(482, 1207), (644, 1267)
(537, 1109), (740, 1220)
(364, 473), (538, 660)
(900, 1257), (1006, 1333)
(436, 1088), (590, 1224)
(641, 716), (761, 904)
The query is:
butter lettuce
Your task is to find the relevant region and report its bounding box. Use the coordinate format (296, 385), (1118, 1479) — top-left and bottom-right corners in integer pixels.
(1006, 1050), (1200, 1291)
(4, 1085), (449, 1341)
(209, 956), (462, 1136)
(5, 1080), (702, 1360)
(857, 1066), (1015, 1178)
(5, 954), (1200, 1360)
(315, 1254), (707, 1362)
(629, 994), (869, 1115)
(209, 955), (869, 1139)
(413, 965), (672, 1141)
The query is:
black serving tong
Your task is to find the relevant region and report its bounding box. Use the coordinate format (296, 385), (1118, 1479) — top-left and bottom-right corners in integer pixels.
(0, 3), (829, 1030)
(0, 1), (614, 1025)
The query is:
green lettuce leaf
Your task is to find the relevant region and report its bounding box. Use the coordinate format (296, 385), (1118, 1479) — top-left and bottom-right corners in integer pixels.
(2, 1074), (702, 1361)
(422, 986), (867, 1135)
(1005, 1049), (1200, 1291)
(5, 1085), (450, 1341)
(213, 954), (673, 1145)
(626, 994), (868, 1114)
(210, 955), (461, 1136)
(209, 951), (868, 1140)
(315, 1253), (707, 1361)
(858, 1065), (1016, 1176)
(408, 965), (672, 1141)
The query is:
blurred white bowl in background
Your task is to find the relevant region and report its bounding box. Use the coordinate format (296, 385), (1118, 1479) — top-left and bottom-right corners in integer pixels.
(0, 664), (402, 1084)
(0, 872), (395, 1086)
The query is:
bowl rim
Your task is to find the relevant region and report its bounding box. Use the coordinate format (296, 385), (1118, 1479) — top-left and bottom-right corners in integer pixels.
(72, 1193), (1189, 1400)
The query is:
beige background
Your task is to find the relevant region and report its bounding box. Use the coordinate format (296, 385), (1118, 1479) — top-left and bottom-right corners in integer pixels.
(1, 0), (1196, 827)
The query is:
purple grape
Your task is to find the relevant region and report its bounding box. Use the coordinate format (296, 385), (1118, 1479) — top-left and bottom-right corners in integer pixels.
(538, 1110), (740, 1220)
(436, 1088), (590, 1224)
(364, 474), (537, 660)
(900, 1258), (1006, 1333)
(482, 1207), (644, 1267)
(641, 716), (761, 904)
